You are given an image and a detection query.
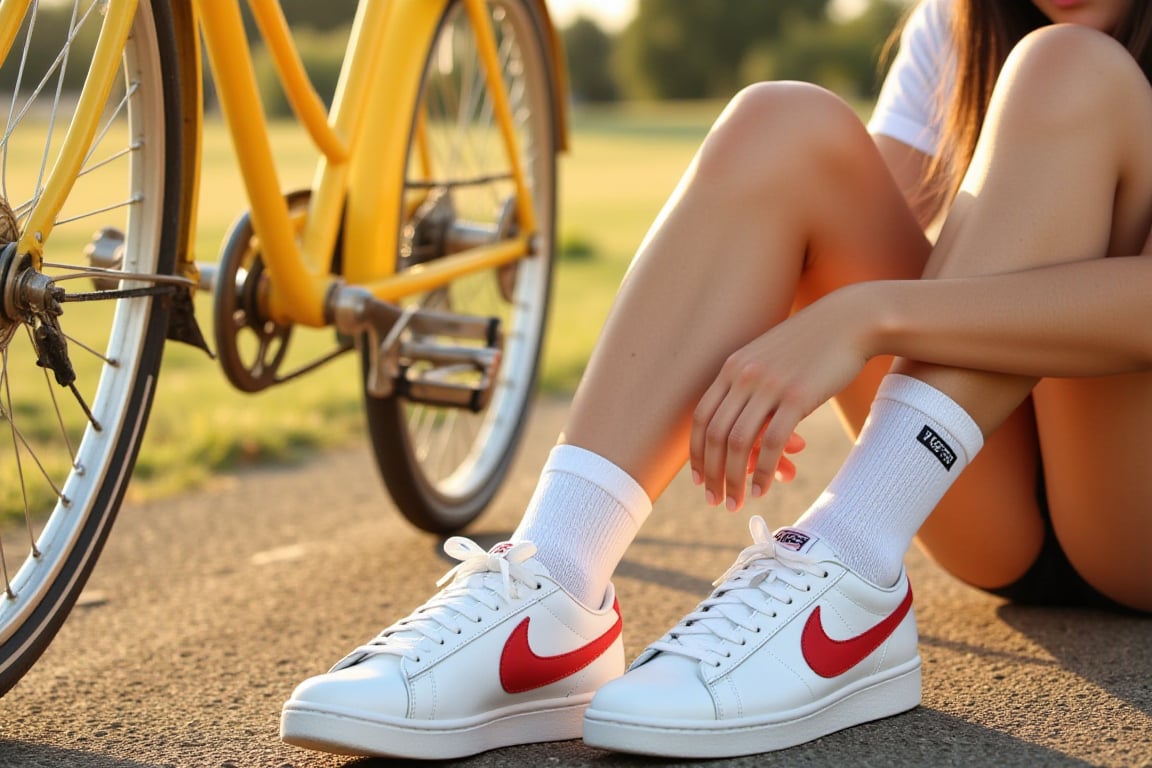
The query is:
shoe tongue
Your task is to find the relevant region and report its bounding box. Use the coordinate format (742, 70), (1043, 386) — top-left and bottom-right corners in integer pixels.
(772, 527), (839, 560)
(482, 541), (550, 578)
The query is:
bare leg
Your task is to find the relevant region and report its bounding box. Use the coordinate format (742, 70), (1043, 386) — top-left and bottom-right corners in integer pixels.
(554, 79), (1045, 591)
(893, 26), (1152, 609)
(562, 82), (929, 496)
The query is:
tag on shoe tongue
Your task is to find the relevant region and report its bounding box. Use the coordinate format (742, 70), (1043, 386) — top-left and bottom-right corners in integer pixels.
(773, 528), (819, 554)
(489, 542), (516, 556)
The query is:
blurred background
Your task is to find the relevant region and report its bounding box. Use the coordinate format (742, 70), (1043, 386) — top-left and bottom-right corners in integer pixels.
(46, 0), (910, 504)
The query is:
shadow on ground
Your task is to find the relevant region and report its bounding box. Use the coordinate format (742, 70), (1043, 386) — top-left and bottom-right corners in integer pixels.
(338, 707), (1100, 767)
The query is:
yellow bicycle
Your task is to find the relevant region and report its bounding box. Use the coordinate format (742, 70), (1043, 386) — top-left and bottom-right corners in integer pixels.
(0, 0), (567, 695)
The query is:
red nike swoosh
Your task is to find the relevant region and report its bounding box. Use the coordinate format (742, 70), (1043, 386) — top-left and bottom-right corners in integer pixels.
(499, 599), (622, 694)
(801, 583), (913, 678)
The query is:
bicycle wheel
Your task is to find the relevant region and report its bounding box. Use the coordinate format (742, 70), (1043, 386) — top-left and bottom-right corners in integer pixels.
(0, 0), (181, 696)
(363, 0), (557, 534)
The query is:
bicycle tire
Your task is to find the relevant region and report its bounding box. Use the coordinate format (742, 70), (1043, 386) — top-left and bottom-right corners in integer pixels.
(363, 0), (557, 534)
(0, 0), (182, 696)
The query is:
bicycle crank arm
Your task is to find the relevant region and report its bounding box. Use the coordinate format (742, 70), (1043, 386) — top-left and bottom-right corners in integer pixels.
(329, 285), (503, 411)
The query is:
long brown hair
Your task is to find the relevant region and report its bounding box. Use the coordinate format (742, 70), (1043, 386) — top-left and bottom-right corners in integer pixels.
(928, 0), (1152, 204)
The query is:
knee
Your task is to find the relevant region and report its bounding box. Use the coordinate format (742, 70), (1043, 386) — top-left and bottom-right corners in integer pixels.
(996, 25), (1150, 133)
(694, 81), (871, 190)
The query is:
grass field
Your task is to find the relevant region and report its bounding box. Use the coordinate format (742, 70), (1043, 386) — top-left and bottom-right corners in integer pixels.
(118, 101), (723, 504)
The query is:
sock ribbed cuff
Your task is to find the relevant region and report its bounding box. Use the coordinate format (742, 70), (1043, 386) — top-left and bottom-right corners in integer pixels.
(876, 374), (984, 463)
(544, 444), (652, 525)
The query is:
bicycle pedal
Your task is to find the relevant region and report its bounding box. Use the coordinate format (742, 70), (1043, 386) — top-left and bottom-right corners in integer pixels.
(394, 338), (502, 412)
(330, 285), (506, 408)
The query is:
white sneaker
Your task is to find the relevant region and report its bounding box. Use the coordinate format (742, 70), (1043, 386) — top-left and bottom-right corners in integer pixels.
(281, 538), (624, 759)
(583, 517), (920, 758)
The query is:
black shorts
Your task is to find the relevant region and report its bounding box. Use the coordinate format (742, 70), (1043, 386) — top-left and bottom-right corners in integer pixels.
(981, 466), (1128, 610)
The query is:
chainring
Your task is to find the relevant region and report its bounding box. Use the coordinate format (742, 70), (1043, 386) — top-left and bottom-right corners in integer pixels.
(212, 192), (311, 393)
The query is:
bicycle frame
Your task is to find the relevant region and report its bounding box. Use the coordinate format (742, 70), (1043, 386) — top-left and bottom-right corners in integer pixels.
(0, 0), (569, 328)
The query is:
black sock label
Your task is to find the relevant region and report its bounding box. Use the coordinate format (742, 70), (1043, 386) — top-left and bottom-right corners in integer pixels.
(917, 425), (957, 470)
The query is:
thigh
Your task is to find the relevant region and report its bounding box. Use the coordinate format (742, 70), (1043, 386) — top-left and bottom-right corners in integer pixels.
(1032, 375), (1152, 612)
(899, 27), (1152, 597)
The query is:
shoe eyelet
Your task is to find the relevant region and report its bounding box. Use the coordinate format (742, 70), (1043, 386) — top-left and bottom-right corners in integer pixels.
(712, 662), (722, 668)
(534, 582), (543, 590)
(822, 571), (829, 578)
(805, 585), (812, 592)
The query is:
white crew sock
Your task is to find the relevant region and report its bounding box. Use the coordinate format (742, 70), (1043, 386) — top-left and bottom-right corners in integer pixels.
(794, 374), (985, 587)
(512, 444), (652, 607)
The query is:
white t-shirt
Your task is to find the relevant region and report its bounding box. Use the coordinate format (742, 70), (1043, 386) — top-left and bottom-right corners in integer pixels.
(866, 0), (954, 157)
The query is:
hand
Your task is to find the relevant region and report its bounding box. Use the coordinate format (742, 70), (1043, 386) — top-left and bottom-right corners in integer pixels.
(690, 290), (872, 511)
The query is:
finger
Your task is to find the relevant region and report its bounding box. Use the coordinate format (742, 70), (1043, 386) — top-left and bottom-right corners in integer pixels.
(700, 389), (752, 508)
(784, 431), (806, 455)
(749, 428), (800, 474)
(724, 397), (773, 511)
(749, 406), (803, 498)
(690, 380), (729, 488)
(746, 435), (763, 476)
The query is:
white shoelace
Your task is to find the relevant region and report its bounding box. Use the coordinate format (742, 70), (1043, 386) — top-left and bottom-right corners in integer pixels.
(649, 517), (828, 667)
(339, 538), (542, 666)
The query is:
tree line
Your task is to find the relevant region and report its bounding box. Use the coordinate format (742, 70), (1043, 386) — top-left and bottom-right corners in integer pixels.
(0, 0), (910, 116)
(566, 0), (911, 103)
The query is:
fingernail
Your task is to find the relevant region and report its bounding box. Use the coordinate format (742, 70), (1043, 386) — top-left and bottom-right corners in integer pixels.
(691, 469), (702, 485)
(726, 496), (737, 512)
(751, 483), (763, 498)
(774, 471), (784, 482)
(705, 489), (717, 506)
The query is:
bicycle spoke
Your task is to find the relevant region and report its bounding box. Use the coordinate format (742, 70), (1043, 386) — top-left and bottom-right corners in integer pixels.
(58, 330), (116, 367)
(1, 347), (37, 552)
(53, 195), (140, 227)
(77, 140), (140, 179)
(0, 541), (12, 599)
(79, 81), (138, 171)
(4, 407), (69, 508)
(65, 381), (100, 431)
(27, 324), (80, 466)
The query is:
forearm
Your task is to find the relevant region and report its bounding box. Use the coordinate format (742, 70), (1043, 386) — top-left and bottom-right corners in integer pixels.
(858, 255), (1152, 378)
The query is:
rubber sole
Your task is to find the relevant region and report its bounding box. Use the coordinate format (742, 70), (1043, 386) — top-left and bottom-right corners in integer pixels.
(582, 659), (922, 759)
(280, 695), (591, 760)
